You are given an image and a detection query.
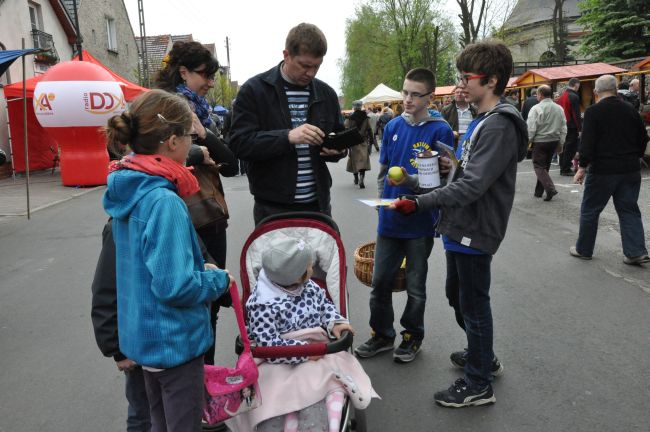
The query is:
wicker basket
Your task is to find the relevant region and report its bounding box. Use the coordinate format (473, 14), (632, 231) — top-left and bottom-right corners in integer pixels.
(353, 241), (406, 292)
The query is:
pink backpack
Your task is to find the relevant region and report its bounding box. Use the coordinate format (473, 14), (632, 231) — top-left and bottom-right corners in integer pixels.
(203, 282), (261, 424)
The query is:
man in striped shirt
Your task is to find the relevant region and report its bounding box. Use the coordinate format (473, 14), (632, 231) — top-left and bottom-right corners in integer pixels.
(230, 23), (346, 225)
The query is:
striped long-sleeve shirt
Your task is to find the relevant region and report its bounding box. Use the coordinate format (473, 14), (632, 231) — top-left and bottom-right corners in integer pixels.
(285, 84), (317, 203)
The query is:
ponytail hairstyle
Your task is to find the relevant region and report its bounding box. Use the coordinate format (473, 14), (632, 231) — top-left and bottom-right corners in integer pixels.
(154, 41), (220, 92)
(106, 89), (192, 156)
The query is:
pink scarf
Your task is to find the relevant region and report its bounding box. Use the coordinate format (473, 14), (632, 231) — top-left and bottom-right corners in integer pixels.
(109, 153), (200, 197)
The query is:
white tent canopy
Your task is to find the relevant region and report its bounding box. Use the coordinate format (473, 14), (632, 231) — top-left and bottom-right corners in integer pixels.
(360, 83), (402, 104)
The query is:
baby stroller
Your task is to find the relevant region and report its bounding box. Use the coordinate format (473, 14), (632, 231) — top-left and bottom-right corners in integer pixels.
(236, 212), (368, 431)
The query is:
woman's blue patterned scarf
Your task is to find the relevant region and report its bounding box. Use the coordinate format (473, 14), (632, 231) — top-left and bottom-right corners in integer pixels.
(176, 83), (213, 128)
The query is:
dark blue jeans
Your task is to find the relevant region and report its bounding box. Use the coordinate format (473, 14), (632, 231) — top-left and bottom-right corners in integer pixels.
(576, 171), (648, 258)
(445, 251), (494, 389)
(369, 235), (434, 341)
(125, 367), (151, 432)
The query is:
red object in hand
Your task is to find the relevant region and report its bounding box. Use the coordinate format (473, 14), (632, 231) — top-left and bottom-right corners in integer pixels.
(393, 198), (417, 215)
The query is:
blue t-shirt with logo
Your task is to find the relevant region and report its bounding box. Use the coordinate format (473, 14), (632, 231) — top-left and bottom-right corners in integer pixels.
(442, 113), (487, 254)
(378, 114), (454, 238)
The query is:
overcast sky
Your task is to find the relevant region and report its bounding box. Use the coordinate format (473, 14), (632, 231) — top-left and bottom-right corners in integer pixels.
(124, 0), (461, 95)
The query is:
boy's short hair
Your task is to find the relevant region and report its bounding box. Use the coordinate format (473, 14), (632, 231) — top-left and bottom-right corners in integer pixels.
(405, 68), (436, 93)
(456, 41), (513, 96)
(285, 23), (327, 58)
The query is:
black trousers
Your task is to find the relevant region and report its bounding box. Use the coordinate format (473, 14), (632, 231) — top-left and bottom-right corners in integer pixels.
(560, 129), (579, 174)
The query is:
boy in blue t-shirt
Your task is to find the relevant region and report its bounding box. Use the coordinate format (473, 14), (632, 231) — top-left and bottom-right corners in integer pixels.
(354, 68), (454, 364)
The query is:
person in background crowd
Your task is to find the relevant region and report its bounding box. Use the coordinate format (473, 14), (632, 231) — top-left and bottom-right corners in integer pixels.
(345, 100), (371, 188)
(617, 81), (640, 111)
(557, 77), (582, 176)
(366, 105), (380, 154)
(377, 105), (394, 143)
(520, 87), (539, 121)
(629, 78), (641, 102)
(570, 74), (649, 265)
(154, 40), (237, 366)
(441, 85), (477, 150)
(527, 84), (566, 201)
(229, 23), (346, 225)
(103, 90), (232, 431)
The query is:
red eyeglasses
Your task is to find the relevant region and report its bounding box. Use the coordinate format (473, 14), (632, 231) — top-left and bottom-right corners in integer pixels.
(457, 74), (486, 84)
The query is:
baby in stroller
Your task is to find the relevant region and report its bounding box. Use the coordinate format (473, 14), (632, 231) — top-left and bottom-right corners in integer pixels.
(227, 236), (377, 431)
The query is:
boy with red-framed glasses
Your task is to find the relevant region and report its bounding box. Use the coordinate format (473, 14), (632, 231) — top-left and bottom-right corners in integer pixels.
(390, 41), (529, 407)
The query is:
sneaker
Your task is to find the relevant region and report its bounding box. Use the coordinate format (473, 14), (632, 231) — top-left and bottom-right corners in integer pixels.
(354, 333), (394, 358)
(449, 349), (504, 376)
(623, 254), (650, 265)
(569, 246), (592, 260)
(434, 378), (496, 408)
(393, 333), (421, 363)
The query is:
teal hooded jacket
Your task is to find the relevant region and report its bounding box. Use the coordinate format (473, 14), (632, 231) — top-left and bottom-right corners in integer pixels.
(103, 169), (229, 368)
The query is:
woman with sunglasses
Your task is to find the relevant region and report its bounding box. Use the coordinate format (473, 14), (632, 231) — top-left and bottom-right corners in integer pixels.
(155, 41), (238, 367)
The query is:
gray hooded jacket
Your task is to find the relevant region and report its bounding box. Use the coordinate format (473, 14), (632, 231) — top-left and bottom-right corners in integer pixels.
(413, 103), (528, 254)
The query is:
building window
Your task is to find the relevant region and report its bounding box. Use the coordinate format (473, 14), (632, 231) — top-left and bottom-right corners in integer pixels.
(106, 17), (117, 52)
(29, 2), (44, 33)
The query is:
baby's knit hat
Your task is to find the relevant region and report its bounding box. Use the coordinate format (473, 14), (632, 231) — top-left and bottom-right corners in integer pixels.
(262, 237), (312, 286)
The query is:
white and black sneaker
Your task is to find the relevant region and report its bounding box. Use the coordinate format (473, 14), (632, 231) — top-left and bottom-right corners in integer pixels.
(449, 349), (504, 376)
(434, 378), (496, 408)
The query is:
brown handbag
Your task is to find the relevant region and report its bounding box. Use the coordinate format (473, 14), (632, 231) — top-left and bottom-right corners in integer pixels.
(183, 165), (229, 229)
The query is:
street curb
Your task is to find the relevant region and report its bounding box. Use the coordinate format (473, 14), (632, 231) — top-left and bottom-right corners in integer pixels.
(0, 186), (104, 217)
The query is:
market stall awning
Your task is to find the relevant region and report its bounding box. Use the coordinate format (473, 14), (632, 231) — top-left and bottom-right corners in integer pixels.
(630, 57), (650, 72)
(361, 83), (402, 104)
(0, 49), (40, 77)
(514, 63), (627, 87)
(435, 85), (455, 97)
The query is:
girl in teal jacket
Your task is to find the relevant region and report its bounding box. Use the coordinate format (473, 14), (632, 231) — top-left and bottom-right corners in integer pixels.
(103, 89), (231, 431)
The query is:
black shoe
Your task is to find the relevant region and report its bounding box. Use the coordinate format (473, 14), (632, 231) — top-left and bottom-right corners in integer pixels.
(449, 349), (504, 376)
(544, 189), (558, 201)
(354, 333), (394, 358)
(434, 378), (496, 408)
(559, 171), (573, 176)
(393, 333), (421, 363)
(353, 174), (359, 185)
(359, 180), (365, 189)
(534, 191), (543, 198)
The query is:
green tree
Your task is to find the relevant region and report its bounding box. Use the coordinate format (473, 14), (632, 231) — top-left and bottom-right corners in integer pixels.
(577, 0), (650, 61)
(206, 73), (236, 109)
(340, 0), (458, 104)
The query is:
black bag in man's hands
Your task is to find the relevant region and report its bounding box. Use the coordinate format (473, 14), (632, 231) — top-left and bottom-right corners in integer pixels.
(322, 128), (364, 151)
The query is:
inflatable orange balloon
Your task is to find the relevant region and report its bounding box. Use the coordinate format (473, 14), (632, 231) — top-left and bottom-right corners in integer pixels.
(34, 61), (126, 186)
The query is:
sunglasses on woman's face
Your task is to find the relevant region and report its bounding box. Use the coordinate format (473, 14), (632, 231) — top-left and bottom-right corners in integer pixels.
(193, 69), (216, 81)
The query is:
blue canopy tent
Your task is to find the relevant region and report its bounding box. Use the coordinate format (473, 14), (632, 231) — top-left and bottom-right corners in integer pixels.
(1, 47), (44, 219)
(213, 105), (229, 115)
(0, 49), (40, 77)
